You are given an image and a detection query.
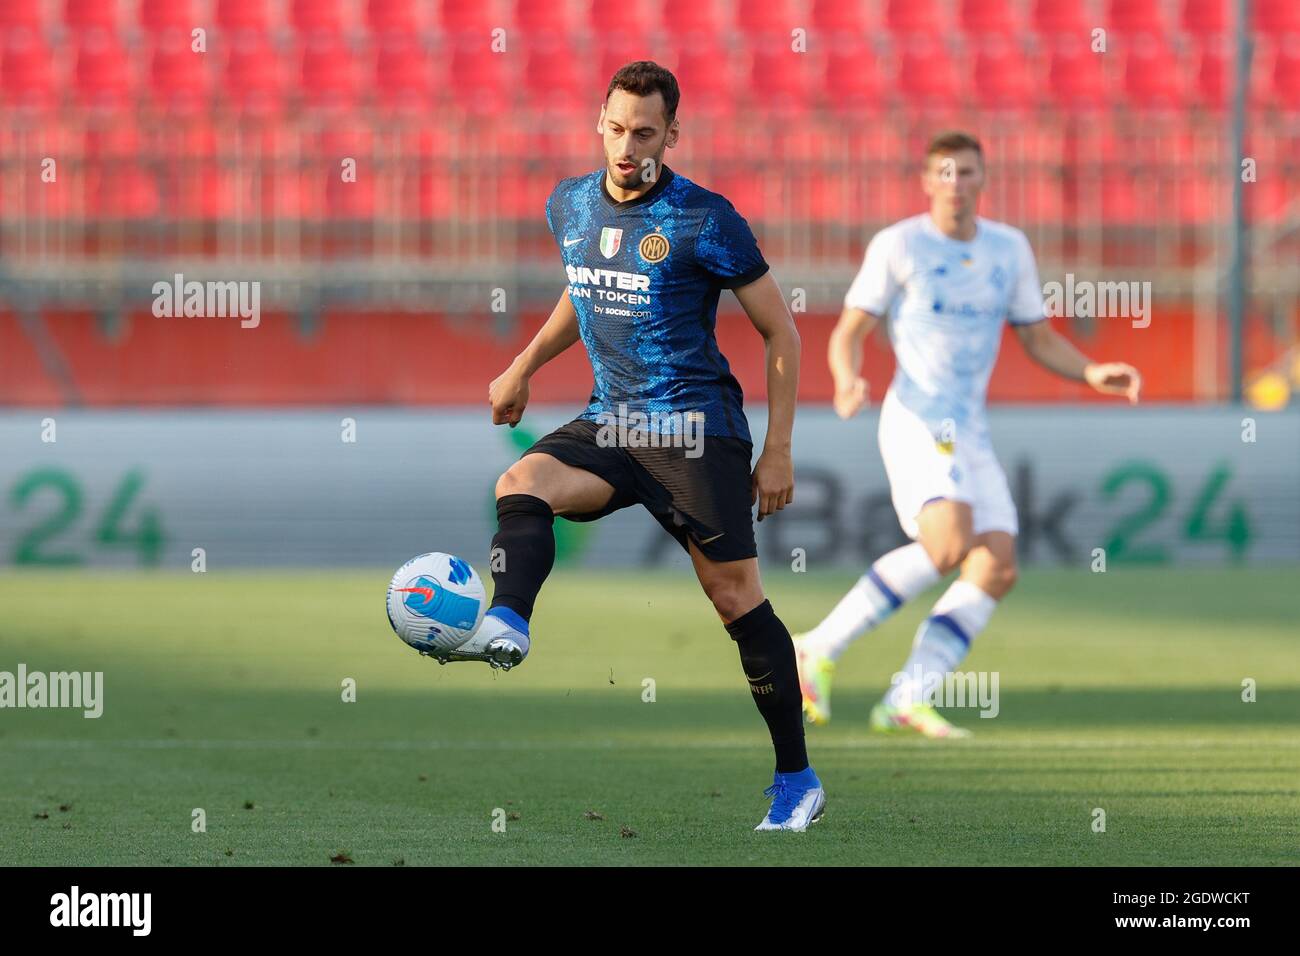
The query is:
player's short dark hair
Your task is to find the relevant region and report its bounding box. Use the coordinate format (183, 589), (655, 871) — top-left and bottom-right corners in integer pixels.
(606, 61), (680, 123)
(926, 131), (984, 163)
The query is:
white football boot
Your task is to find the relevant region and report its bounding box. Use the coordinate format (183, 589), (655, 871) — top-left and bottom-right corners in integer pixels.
(755, 766), (826, 831)
(426, 608), (530, 670)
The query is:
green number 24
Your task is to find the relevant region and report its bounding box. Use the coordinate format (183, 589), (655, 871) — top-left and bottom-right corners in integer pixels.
(1102, 461), (1250, 564)
(11, 468), (165, 566)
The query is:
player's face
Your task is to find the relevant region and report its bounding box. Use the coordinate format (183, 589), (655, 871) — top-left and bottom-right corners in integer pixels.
(598, 89), (679, 191)
(922, 149), (985, 220)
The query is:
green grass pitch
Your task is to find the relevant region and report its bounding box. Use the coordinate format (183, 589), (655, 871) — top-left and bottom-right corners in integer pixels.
(1, 567), (1296, 866)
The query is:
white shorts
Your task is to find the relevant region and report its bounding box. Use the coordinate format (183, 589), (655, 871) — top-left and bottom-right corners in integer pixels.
(877, 390), (1019, 540)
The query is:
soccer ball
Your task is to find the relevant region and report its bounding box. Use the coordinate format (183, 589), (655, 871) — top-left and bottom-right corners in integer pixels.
(386, 552), (487, 656)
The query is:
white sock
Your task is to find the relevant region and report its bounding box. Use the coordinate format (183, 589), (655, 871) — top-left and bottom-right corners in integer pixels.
(802, 543), (940, 661)
(886, 580), (998, 709)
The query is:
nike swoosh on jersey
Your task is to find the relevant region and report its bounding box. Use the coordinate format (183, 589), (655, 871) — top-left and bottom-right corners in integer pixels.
(564, 237), (584, 247)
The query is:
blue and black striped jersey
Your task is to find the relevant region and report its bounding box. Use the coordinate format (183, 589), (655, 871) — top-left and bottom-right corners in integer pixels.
(545, 166), (769, 442)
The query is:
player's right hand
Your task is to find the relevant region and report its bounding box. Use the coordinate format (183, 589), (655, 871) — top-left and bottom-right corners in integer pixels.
(833, 377), (869, 419)
(489, 365), (530, 427)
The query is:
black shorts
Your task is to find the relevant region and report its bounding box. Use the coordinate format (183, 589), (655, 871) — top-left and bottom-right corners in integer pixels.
(523, 418), (758, 562)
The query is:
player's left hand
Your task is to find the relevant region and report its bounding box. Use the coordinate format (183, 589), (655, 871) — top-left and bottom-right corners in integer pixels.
(752, 447), (794, 522)
(1084, 362), (1142, 404)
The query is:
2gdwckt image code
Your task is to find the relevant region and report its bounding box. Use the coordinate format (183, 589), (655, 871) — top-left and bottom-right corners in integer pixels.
(0, 0), (1296, 929)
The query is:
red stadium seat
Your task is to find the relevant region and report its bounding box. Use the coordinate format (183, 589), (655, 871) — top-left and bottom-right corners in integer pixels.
(671, 42), (735, 115)
(299, 34), (359, 110)
(1047, 43), (1109, 107)
(1098, 173), (1145, 225)
(661, 0), (724, 37)
(807, 173), (853, 224)
(65, 0), (118, 32)
(1181, 0), (1228, 37)
(588, 0), (655, 34)
(524, 40), (586, 113)
(1021, 173), (1068, 225)
(74, 34), (134, 111)
(1106, 0), (1166, 36)
(367, 0), (421, 34)
(1122, 39), (1186, 108)
(495, 169), (552, 220)
(1250, 36), (1283, 106)
(140, 0), (194, 33)
(1255, 0), (1300, 37)
(1271, 37), (1300, 110)
(985, 171), (1066, 225)
(737, 0), (798, 37)
(596, 41), (664, 93)
(823, 38), (886, 111)
(149, 38), (212, 116)
(873, 166), (925, 221)
(810, 0), (871, 34)
(748, 43), (812, 114)
(897, 39), (962, 105)
(83, 119), (140, 163)
(447, 46), (510, 115)
(413, 166), (453, 219)
(224, 32), (285, 116)
(216, 0), (271, 32)
(85, 163), (160, 219)
(83, 122), (159, 219)
(1192, 41), (1230, 109)
(971, 39), (1037, 109)
(441, 0), (494, 35)
(1176, 172), (1224, 224)
(2, 0), (44, 32)
(721, 174), (767, 222)
(165, 160), (236, 221)
(374, 36), (432, 112)
(959, 0), (1024, 37)
(886, 0), (943, 37)
(1031, 0), (1089, 37)
(1245, 176), (1288, 221)
(247, 161), (305, 220)
(514, 0), (573, 34)
(1, 33), (54, 112)
(291, 0), (345, 35)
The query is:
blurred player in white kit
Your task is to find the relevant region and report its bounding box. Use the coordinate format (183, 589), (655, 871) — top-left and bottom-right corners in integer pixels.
(795, 131), (1143, 737)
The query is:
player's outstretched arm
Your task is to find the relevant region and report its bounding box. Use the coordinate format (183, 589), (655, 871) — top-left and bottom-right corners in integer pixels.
(735, 272), (800, 521)
(488, 290), (582, 427)
(828, 306), (879, 419)
(1014, 320), (1142, 404)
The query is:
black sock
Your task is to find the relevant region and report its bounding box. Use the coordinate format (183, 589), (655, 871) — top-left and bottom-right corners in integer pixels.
(488, 494), (555, 622)
(725, 599), (808, 774)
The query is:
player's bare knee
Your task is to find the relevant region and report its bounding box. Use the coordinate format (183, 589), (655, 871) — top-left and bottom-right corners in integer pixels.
(495, 460), (542, 500)
(993, 561), (1019, 595)
(711, 590), (755, 623)
(929, 538), (973, 574)
(702, 579), (758, 623)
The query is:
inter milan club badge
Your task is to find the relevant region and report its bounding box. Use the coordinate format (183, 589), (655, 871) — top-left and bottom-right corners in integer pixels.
(639, 232), (670, 263)
(599, 227), (623, 258)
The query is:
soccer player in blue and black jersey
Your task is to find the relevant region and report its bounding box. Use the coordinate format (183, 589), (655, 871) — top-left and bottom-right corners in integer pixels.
(445, 62), (823, 830)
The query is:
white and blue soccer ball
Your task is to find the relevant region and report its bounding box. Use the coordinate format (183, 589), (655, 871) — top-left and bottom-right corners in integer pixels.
(386, 552), (486, 655)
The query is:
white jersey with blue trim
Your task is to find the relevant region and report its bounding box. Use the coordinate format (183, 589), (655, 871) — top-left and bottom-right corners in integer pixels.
(844, 213), (1046, 442)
